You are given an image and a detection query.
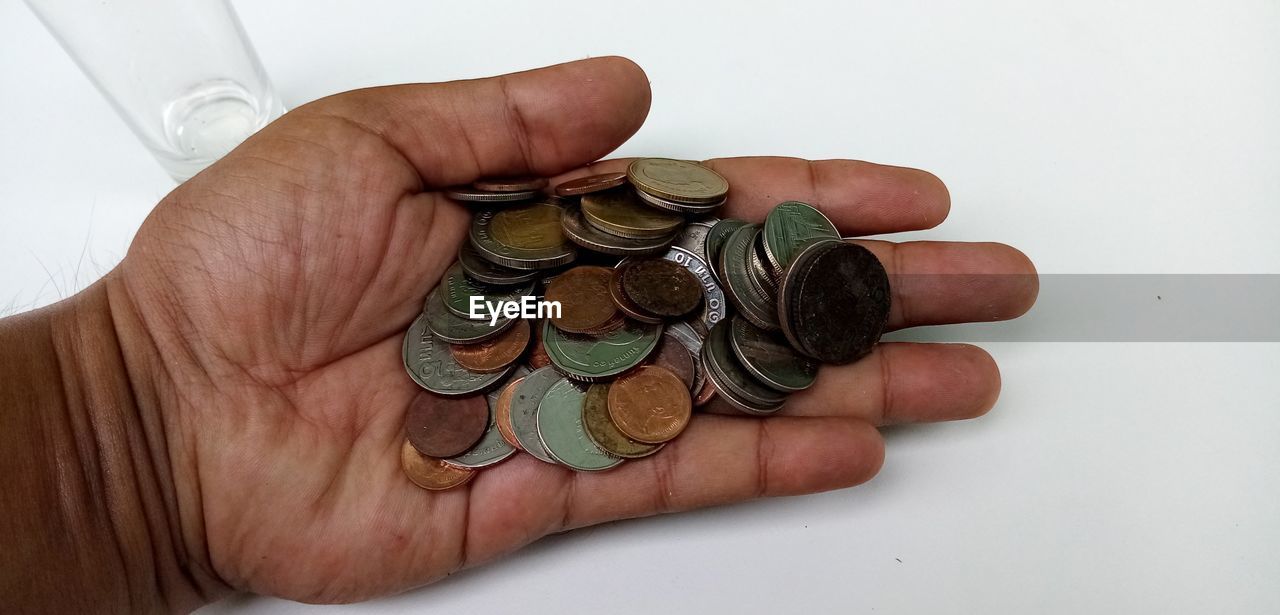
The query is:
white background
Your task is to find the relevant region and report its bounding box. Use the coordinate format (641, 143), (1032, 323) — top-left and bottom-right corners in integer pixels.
(2, 1), (1278, 613)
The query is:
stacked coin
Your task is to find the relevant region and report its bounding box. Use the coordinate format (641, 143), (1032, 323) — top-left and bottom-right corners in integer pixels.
(401, 159), (890, 489)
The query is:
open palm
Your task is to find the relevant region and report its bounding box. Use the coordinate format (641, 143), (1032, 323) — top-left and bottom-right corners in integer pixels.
(111, 57), (1036, 604)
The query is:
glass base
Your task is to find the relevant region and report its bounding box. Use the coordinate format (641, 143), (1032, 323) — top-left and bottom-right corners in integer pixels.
(151, 79), (284, 182)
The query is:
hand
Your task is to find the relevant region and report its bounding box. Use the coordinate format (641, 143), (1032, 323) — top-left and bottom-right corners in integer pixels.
(110, 57), (1037, 604)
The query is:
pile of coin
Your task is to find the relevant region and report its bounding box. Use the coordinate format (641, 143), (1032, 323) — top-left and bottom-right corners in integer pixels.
(400, 158), (891, 490)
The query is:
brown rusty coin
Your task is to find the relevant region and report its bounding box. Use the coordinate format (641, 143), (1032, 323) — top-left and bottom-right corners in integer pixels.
(404, 391), (490, 458)
(609, 265), (663, 324)
(778, 240), (891, 364)
(527, 319), (552, 368)
(400, 439), (475, 490)
(582, 384), (663, 459)
(644, 333), (697, 391)
(449, 319), (531, 373)
(554, 172), (628, 196)
(544, 266), (621, 333)
(621, 258), (703, 318)
(694, 378), (718, 406)
(607, 365), (692, 444)
(494, 376), (525, 450)
(472, 177), (548, 193)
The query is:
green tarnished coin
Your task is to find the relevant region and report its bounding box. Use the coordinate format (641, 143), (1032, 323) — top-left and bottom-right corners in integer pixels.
(458, 242), (541, 286)
(423, 288), (516, 344)
(441, 262), (534, 319)
(508, 366), (562, 465)
(717, 224), (779, 331)
(701, 320), (787, 414)
(581, 384), (663, 459)
(728, 315), (818, 393)
(536, 378), (623, 472)
(542, 319), (661, 381)
(761, 201), (839, 275)
(402, 313), (513, 396)
(703, 218), (746, 275)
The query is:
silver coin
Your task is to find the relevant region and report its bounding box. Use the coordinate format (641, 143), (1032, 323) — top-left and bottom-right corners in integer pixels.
(664, 321), (707, 396)
(673, 221), (715, 260)
(747, 233), (780, 298)
(633, 185), (725, 214)
(422, 288), (516, 344)
(717, 225), (780, 331)
(445, 367), (526, 469)
(445, 187), (541, 203)
(560, 203), (679, 256)
(402, 313), (513, 396)
(619, 246), (727, 333)
(701, 320), (787, 414)
(458, 242), (541, 286)
(728, 315), (818, 393)
(536, 378), (624, 472)
(507, 366), (563, 465)
(441, 262), (535, 319)
(704, 218), (748, 283)
(469, 203), (578, 270)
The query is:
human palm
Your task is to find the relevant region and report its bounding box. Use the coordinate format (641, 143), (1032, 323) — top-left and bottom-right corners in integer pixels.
(109, 57), (1037, 603)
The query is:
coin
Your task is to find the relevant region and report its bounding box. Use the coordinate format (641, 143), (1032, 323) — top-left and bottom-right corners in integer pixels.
(694, 378), (718, 406)
(582, 384), (663, 458)
(554, 172), (628, 196)
(542, 319), (662, 381)
(401, 440), (475, 490)
(627, 158), (729, 204)
(423, 289), (516, 345)
(445, 187), (541, 203)
(508, 366), (564, 464)
(446, 373), (520, 468)
(609, 267), (663, 324)
(633, 185), (725, 214)
(580, 187), (684, 239)
(701, 320), (787, 414)
(404, 390), (490, 457)
(470, 201), (577, 270)
(473, 176), (548, 193)
(728, 315), (818, 392)
(747, 234), (780, 297)
(527, 318), (552, 369)
(644, 333), (697, 390)
(762, 201), (840, 276)
(450, 318), (530, 373)
(620, 258), (704, 318)
(441, 262), (534, 319)
(536, 378), (623, 472)
(778, 240), (891, 364)
(607, 365), (692, 443)
(493, 375), (526, 450)
(560, 202), (678, 256)
(458, 241), (541, 286)
(717, 225), (780, 330)
(704, 218), (748, 277)
(544, 266), (622, 333)
(663, 321), (706, 395)
(673, 220), (716, 261)
(404, 313), (513, 395)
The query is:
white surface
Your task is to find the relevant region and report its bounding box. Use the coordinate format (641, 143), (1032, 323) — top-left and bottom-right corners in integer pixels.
(2, 1), (1277, 613)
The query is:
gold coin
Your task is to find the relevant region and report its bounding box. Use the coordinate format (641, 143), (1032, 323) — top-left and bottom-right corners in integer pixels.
(627, 158), (729, 205)
(581, 188), (684, 239)
(491, 201), (568, 250)
(400, 439), (475, 490)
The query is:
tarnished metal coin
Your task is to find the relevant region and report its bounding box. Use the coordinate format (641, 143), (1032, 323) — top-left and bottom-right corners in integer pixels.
(621, 247), (726, 333)
(404, 313), (513, 395)
(494, 375), (526, 450)
(701, 320), (787, 415)
(609, 267), (662, 324)
(627, 158), (729, 204)
(449, 319), (530, 373)
(747, 234), (780, 298)
(423, 289), (516, 345)
(542, 319), (662, 381)
(445, 186), (541, 203)
(704, 218), (748, 277)
(508, 366), (564, 464)
(582, 384), (663, 459)
(674, 221), (716, 261)
(404, 390), (490, 458)
(717, 225), (780, 330)
(401, 440), (475, 490)
(470, 201), (577, 270)
(644, 333), (697, 391)
(445, 367), (524, 468)
(664, 322), (706, 395)
(620, 258), (704, 318)
(441, 262), (534, 319)
(560, 202), (677, 256)
(458, 241), (541, 286)
(472, 177), (548, 193)
(762, 200), (840, 276)
(779, 239), (891, 364)
(580, 187), (684, 239)
(729, 315), (818, 392)
(554, 172), (628, 196)
(544, 266), (622, 333)
(634, 185), (725, 214)
(536, 378), (624, 472)
(527, 318), (552, 369)
(608, 365), (692, 444)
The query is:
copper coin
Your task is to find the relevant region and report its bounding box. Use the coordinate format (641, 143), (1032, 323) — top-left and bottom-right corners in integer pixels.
(644, 334), (697, 391)
(607, 365), (692, 444)
(404, 391), (490, 458)
(609, 264), (663, 324)
(449, 319), (531, 373)
(582, 384), (663, 459)
(472, 176), (548, 193)
(494, 376), (526, 450)
(694, 378), (718, 406)
(544, 266), (621, 333)
(400, 439), (475, 490)
(621, 258), (704, 318)
(554, 172), (628, 197)
(528, 320), (552, 369)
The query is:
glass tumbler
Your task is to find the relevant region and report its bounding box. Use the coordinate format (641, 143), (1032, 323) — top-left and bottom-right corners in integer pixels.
(23, 0), (285, 181)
